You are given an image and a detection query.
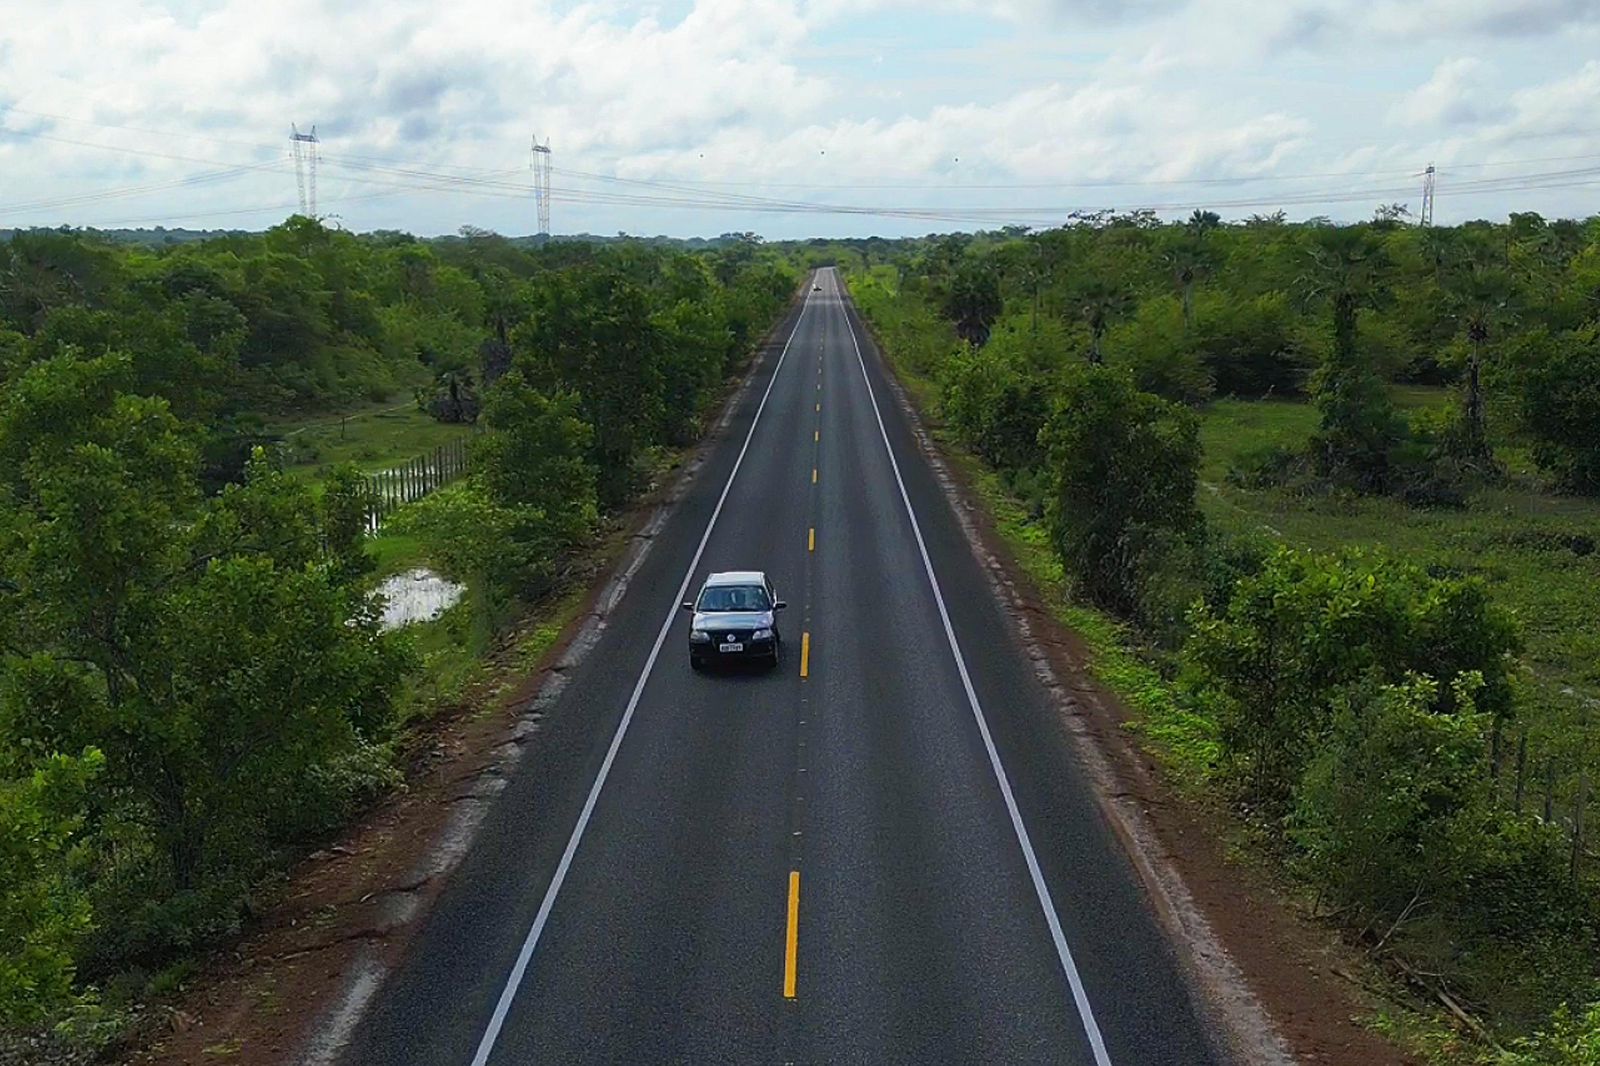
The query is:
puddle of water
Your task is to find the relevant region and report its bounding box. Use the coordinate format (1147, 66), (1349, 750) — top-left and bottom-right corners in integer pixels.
(373, 568), (464, 630)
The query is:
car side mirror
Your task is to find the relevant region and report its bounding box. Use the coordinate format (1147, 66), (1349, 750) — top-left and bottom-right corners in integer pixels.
(774, 600), (788, 610)
(681, 601), (694, 611)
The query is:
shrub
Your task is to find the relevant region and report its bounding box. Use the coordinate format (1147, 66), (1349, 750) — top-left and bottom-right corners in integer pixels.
(1501, 1002), (1600, 1065)
(1040, 366), (1204, 621)
(0, 750), (102, 1027)
(1105, 295), (1213, 405)
(1522, 327), (1600, 494)
(1183, 548), (1521, 808)
(1290, 673), (1487, 920)
(1191, 290), (1310, 397)
(1226, 443), (1309, 490)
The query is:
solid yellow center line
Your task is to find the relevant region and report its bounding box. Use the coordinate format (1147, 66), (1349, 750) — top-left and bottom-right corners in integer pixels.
(799, 631), (811, 678)
(784, 870), (801, 998)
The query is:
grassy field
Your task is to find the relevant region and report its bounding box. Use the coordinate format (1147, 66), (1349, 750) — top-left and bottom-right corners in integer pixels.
(1199, 393), (1600, 759)
(266, 403), (476, 483)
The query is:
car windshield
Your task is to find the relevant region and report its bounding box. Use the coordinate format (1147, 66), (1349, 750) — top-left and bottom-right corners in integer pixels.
(697, 585), (770, 612)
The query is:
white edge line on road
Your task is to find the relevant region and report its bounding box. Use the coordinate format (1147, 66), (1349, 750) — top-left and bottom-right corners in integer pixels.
(468, 284), (814, 1066)
(836, 271), (1115, 1066)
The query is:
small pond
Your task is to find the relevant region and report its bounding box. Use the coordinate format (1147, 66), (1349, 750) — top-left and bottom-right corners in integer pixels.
(373, 568), (464, 631)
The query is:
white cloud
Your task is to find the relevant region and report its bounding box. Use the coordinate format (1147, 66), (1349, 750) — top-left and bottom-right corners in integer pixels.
(1, 0), (1598, 235)
(1390, 57), (1502, 127)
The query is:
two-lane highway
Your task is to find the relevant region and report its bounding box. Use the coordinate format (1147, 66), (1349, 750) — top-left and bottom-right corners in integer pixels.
(345, 269), (1222, 1065)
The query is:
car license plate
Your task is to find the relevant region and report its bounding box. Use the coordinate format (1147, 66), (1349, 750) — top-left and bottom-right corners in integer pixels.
(718, 642), (744, 653)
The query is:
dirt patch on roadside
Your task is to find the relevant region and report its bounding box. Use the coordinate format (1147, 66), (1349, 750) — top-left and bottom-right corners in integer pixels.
(113, 300), (801, 1066)
(864, 318), (1416, 1066)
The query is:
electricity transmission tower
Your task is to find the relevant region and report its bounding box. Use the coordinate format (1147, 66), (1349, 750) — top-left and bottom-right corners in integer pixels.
(531, 135), (552, 236)
(291, 124), (320, 217)
(1420, 163), (1436, 227)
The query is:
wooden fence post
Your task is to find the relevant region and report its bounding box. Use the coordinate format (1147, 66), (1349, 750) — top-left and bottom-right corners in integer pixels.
(1489, 723), (1502, 802)
(1573, 773), (1589, 882)
(1515, 733), (1528, 814)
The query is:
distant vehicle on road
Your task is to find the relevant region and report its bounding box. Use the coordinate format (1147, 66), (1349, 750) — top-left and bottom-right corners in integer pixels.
(684, 570), (786, 669)
(813, 283), (821, 291)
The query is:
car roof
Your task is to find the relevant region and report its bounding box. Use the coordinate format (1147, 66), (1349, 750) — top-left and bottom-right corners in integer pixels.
(703, 570), (767, 587)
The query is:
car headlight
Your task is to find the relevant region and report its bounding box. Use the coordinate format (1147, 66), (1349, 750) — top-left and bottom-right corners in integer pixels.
(752, 628), (774, 641)
(690, 629), (711, 643)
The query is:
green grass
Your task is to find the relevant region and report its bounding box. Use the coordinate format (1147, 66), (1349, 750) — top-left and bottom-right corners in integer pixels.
(266, 404), (474, 483)
(367, 531), (428, 578)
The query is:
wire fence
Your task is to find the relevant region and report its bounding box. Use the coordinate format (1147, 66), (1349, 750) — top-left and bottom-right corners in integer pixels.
(1488, 719), (1595, 881)
(361, 437), (471, 533)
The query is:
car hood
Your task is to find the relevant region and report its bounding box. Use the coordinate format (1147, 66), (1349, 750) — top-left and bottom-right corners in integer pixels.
(692, 610), (774, 632)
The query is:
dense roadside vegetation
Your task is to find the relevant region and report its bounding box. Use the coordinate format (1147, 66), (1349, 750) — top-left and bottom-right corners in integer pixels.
(838, 212), (1600, 1062)
(0, 220), (795, 1048)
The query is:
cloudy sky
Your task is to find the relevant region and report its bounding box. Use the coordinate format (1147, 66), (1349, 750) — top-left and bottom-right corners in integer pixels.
(2, 0), (1599, 238)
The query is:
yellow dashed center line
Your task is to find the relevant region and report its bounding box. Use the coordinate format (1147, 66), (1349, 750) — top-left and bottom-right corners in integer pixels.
(812, 468), (818, 484)
(799, 631), (811, 678)
(784, 870), (800, 998)
(814, 429), (819, 443)
(808, 527), (815, 551)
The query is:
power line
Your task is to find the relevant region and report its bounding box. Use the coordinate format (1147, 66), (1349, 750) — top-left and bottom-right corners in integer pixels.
(8, 116), (1599, 231)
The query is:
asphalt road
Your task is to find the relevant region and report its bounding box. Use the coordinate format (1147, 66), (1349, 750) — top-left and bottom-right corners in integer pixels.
(344, 269), (1223, 1065)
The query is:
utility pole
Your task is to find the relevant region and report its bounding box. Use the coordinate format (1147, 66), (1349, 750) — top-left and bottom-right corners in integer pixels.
(531, 135), (552, 237)
(291, 124), (320, 217)
(1420, 163), (1436, 228)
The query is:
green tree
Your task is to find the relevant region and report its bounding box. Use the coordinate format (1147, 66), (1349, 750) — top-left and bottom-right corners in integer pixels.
(1040, 366), (1202, 618)
(1, 356), (406, 940)
(1302, 227), (1401, 490)
(396, 379), (621, 607)
(941, 259), (1003, 346)
(1521, 326), (1600, 493)
(1444, 259), (1516, 465)
(940, 338), (1053, 477)
(514, 269), (665, 506)
(1074, 281), (1133, 364)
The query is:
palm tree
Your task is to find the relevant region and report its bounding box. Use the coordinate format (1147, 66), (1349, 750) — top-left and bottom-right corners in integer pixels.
(1187, 209), (1221, 237)
(1076, 281), (1131, 364)
(1446, 262), (1515, 465)
(1164, 239), (1207, 330)
(1158, 211), (1221, 330)
(1299, 227), (1398, 489)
